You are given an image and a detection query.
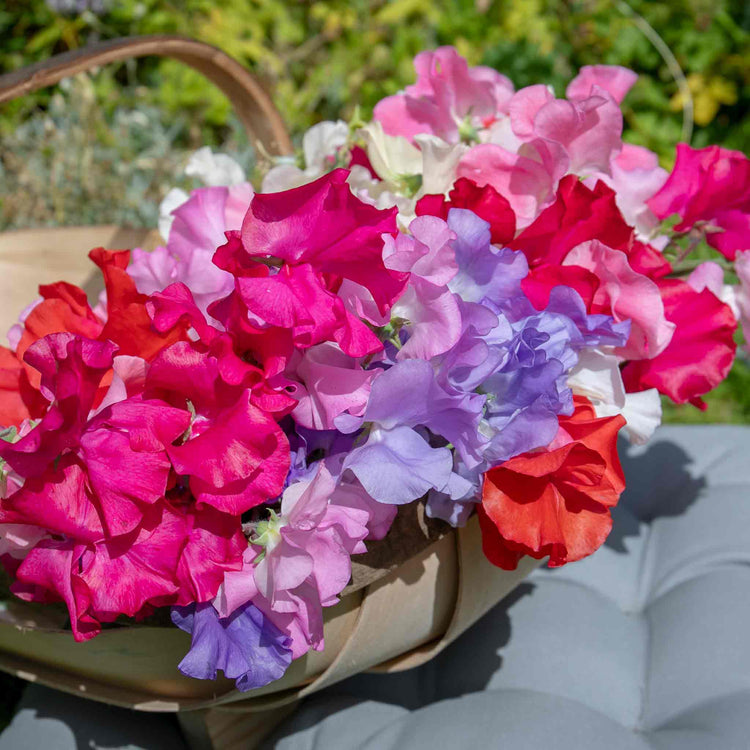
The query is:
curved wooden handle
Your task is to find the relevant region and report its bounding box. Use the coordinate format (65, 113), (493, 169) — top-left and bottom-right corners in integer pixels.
(0, 35), (293, 156)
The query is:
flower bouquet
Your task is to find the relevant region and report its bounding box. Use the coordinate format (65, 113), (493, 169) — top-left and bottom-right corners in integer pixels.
(0, 38), (748, 714)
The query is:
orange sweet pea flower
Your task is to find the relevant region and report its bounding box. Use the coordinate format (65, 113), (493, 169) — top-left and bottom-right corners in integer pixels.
(479, 398), (626, 569)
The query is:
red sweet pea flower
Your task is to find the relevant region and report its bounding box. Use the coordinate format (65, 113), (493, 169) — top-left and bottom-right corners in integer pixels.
(621, 278), (737, 409)
(647, 144), (750, 260)
(479, 399), (626, 570)
(14, 282), (104, 393)
(89, 247), (188, 360)
(0, 347), (47, 426)
(416, 177), (516, 245)
(510, 175), (671, 279)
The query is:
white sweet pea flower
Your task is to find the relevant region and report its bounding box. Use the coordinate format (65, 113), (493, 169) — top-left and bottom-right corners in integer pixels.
(158, 148), (247, 240)
(185, 146), (246, 186)
(359, 121), (422, 185)
(347, 166), (416, 230)
(356, 124), (467, 230)
(595, 389), (662, 447)
(414, 134), (469, 195)
(262, 120), (349, 192)
(157, 187), (189, 241)
(568, 349), (661, 445)
(302, 120), (349, 173)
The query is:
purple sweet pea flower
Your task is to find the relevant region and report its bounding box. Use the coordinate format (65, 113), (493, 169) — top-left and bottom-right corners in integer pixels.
(337, 359), (487, 472)
(171, 602), (292, 692)
(446, 208), (528, 304)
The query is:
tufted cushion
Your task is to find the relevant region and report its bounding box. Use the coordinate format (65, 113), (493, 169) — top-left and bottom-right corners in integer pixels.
(264, 426), (750, 750)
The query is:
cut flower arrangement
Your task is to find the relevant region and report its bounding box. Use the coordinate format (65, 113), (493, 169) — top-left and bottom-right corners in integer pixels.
(0, 46), (748, 693)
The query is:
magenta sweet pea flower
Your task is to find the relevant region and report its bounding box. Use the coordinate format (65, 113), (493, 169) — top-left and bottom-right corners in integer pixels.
(647, 144), (750, 259)
(145, 340), (291, 517)
(239, 169), (407, 317)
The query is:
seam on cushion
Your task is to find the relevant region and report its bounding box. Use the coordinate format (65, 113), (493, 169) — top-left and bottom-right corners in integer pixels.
(646, 688), (750, 732)
(355, 687), (646, 750)
(643, 560), (750, 610)
(636, 512), (657, 612)
(530, 573), (632, 613)
(648, 554), (750, 603)
(635, 516), (658, 733)
(690, 443), (746, 484)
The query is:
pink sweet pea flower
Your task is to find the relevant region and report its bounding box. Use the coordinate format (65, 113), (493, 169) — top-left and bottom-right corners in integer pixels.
(374, 46), (514, 143)
(457, 139), (568, 229)
(509, 82), (624, 176)
(218, 464), (394, 658)
(566, 65), (638, 104)
(129, 183), (254, 315)
(384, 216), (462, 361)
(564, 240), (676, 360)
(647, 144), (750, 260)
(586, 144), (668, 241)
(288, 343), (379, 431)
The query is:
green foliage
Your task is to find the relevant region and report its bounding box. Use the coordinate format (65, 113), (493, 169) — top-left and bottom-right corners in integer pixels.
(0, 0), (747, 160)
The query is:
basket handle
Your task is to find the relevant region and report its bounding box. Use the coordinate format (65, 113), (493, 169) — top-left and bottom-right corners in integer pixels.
(0, 35), (293, 156)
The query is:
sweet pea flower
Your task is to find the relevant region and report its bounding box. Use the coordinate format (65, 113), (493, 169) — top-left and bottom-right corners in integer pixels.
(621, 278), (737, 409)
(479, 398), (626, 570)
(287, 342), (379, 431)
(508, 81), (624, 176)
(647, 144), (750, 259)
(374, 46), (514, 144)
(736, 251), (750, 353)
(568, 349), (661, 445)
(157, 147), (247, 239)
(383, 215), (462, 362)
(337, 359), (487, 500)
(687, 261), (740, 318)
(131, 182), (254, 317)
(457, 138), (568, 230)
(172, 602), (292, 692)
(563, 239), (675, 360)
(218, 463), (392, 658)
(586, 143), (668, 243)
(262, 121), (350, 192)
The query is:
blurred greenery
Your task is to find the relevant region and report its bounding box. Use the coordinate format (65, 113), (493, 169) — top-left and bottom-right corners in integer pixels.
(0, 0), (747, 157)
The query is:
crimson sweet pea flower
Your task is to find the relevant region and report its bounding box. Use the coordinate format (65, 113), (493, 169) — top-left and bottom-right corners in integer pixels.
(478, 399), (626, 570)
(621, 277), (737, 409)
(415, 177), (516, 245)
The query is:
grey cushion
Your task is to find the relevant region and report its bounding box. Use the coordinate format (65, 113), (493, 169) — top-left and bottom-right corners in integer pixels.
(264, 426), (750, 750)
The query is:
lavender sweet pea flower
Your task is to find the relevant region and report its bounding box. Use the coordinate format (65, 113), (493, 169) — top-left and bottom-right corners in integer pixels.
(338, 359), (487, 472)
(342, 424), (455, 505)
(435, 298), (507, 393)
(171, 602), (292, 692)
(541, 286), (631, 349)
(446, 208), (528, 304)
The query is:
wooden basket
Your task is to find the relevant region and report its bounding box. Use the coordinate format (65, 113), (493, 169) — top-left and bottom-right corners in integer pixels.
(0, 35), (539, 747)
